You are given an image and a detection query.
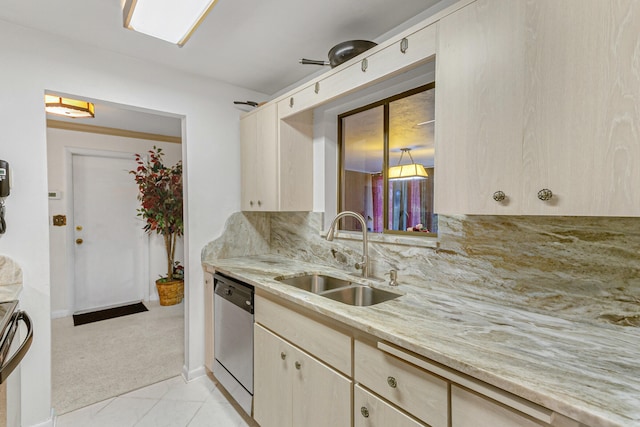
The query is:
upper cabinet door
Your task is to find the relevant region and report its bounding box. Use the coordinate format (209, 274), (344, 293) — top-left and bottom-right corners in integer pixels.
(240, 104), (278, 211)
(240, 111), (258, 211)
(435, 0), (525, 215)
(522, 0), (640, 216)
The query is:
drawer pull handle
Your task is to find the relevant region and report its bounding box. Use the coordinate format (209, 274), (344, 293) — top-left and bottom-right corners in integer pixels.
(280, 352), (286, 360)
(387, 376), (398, 388)
(493, 191), (506, 202)
(295, 361), (301, 370)
(361, 58), (368, 72)
(537, 188), (553, 201)
(315, 82), (320, 94)
(400, 37), (409, 53)
(360, 407), (370, 418)
(289, 97), (294, 108)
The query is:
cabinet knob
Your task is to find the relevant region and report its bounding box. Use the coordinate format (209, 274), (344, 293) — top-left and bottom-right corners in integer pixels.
(249, 200), (254, 207)
(257, 200), (262, 207)
(295, 361), (301, 370)
(280, 352), (286, 360)
(360, 407), (370, 418)
(289, 97), (294, 108)
(75, 238), (83, 245)
(537, 188), (553, 201)
(387, 376), (398, 388)
(314, 82), (320, 94)
(361, 58), (368, 72)
(493, 191), (506, 202)
(400, 37), (409, 53)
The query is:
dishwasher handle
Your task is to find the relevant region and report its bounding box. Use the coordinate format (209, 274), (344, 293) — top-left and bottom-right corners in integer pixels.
(214, 274), (254, 314)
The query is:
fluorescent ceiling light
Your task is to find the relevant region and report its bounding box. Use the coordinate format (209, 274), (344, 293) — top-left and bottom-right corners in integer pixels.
(44, 95), (95, 119)
(123, 0), (219, 46)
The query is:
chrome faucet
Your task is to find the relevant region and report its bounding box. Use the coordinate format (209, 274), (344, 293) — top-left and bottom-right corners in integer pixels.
(326, 211), (369, 278)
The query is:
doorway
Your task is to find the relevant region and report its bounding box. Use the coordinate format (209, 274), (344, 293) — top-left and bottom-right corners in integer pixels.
(71, 150), (147, 313)
(46, 95), (185, 414)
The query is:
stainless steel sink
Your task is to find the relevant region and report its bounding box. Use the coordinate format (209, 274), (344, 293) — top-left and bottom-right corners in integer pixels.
(276, 274), (352, 294)
(320, 285), (401, 306)
(276, 274), (401, 306)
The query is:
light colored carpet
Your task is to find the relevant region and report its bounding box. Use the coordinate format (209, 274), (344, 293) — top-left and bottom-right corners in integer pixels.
(52, 300), (184, 415)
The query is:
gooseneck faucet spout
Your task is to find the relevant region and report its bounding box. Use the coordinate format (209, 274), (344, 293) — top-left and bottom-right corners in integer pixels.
(326, 211), (369, 278)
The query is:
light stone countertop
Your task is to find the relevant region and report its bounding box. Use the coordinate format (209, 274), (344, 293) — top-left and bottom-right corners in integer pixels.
(205, 255), (639, 427)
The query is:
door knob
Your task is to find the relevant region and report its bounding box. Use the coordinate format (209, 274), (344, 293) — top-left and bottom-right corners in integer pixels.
(75, 238), (83, 245)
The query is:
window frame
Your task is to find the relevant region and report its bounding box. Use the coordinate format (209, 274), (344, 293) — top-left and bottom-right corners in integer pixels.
(337, 82), (436, 237)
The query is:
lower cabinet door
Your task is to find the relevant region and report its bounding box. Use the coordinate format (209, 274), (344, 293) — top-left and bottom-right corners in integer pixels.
(255, 323), (352, 427)
(254, 324), (293, 427)
(292, 344), (352, 427)
(451, 385), (548, 427)
(354, 385), (427, 427)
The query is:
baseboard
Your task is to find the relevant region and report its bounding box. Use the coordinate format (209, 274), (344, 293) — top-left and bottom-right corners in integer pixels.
(28, 410), (54, 427)
(183, 364), (206, 382)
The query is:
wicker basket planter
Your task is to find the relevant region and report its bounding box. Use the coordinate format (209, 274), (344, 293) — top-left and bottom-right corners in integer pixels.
(156, 278), (184, 306)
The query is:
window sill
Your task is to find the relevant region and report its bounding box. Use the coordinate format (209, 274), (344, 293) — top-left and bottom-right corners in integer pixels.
(319, 230), (438, 249)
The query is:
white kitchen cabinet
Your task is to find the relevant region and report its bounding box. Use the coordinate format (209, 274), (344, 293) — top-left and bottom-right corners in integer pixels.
(240, 104), (278, 211)
(451, 385), (549, 427)
(279, 23), (437, 120)
(354, 339), (448, 427)
(254, 324), (352, 427)
(435, 0), (525, 214)
(436, 0), (640, 216)
(521, 0), (640, 216)
(240, 104), (312, 211)
(355, 384), (427, 427)
(255, 293), (351, 375)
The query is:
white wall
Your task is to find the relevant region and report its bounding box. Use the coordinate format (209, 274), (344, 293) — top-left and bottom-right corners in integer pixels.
(46, 129), (183, 317)
(0, 19), (264, 426)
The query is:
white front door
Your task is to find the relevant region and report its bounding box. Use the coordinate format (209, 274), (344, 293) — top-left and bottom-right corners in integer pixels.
(72, 152), (146, 313)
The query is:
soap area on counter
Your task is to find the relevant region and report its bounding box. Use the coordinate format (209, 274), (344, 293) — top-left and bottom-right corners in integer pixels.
(203, 211), (640, 427)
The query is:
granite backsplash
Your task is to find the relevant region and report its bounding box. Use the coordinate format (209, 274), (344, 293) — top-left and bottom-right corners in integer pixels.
(202, 212), (640, 327)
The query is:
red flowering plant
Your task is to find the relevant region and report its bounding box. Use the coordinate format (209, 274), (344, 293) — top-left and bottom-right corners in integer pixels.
(130, 146), (183, 281)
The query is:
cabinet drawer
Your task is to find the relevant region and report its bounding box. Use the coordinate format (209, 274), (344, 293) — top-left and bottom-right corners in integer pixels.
(255, 294), (351, 375)
(355, 384), (427, 427)
(362, 22), (436, 84)
(278, 84), (318, 119)
(278, 23), (437, 120)
(451, 385), (548, 427)
(355, 340), (448, 427)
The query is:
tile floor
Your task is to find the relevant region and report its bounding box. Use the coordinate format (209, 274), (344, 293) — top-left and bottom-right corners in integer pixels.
(55, 374), (257, 427)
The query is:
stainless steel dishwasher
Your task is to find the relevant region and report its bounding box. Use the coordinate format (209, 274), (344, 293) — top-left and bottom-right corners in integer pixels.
(213, 273), (254, 416)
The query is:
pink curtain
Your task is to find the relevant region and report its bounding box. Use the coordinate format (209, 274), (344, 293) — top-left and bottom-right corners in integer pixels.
(371, 174), (383, 232)
(407, 180), (422, 229)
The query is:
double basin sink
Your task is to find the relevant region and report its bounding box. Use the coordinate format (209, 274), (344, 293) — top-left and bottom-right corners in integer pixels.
(276, 273), (401, 306)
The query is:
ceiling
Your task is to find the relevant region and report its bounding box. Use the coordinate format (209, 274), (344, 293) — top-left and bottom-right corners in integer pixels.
(0, 0), (443, 97)
(46, 97), (183, 137)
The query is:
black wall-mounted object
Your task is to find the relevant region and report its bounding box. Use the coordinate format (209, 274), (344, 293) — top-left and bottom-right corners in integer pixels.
(0, 160), (9, 198)
(0, 160), (9, 234)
